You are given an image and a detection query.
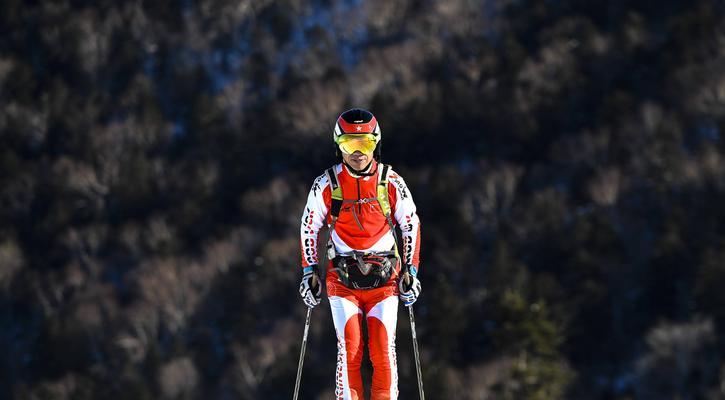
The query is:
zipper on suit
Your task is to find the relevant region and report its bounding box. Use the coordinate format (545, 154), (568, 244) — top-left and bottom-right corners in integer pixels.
(353, 179), (364, 231)
(356, 179), (361, 214)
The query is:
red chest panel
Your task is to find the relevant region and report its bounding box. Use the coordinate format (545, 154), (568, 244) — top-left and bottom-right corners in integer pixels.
(327, 166), (392, 249)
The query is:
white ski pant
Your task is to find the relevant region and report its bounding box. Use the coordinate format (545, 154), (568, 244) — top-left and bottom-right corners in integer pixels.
(328, 278), (399, 400)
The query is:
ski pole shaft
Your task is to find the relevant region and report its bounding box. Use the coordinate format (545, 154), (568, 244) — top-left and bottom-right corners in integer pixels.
(402, 270), (425, 399)
(408, 304), (425, 400)
(293, 307), (312, 400)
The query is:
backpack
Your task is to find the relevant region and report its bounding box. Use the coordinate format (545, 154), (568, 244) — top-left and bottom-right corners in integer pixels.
(323, 164), (400, 288)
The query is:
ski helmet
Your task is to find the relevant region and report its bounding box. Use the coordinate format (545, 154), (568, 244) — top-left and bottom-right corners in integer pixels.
(333, 108), (382, 160)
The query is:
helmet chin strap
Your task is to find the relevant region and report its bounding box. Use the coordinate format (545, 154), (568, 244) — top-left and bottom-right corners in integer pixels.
(343, 159), (376, 177)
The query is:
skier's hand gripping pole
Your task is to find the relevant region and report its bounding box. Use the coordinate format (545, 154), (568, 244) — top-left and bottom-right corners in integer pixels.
(299, 266), (322, 308)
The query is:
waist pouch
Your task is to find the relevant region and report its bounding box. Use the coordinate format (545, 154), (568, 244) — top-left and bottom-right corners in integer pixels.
(333, 252), (398, 290)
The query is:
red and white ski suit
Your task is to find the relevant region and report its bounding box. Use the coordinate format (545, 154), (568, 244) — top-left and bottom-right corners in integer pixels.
(300, 160), (421, 400)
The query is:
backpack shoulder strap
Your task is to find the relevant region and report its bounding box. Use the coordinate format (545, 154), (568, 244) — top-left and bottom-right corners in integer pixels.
(324, 166), (344, 261)
(377, 164), (392, 217)
(377, 163), (401, 259)
(326, 166), (343, 219)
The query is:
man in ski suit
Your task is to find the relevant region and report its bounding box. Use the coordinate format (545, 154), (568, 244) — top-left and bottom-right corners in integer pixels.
(299, 108), (422, 400)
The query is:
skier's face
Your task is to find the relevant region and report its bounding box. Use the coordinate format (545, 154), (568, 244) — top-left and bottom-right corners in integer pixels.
(342, 149), (372, 171)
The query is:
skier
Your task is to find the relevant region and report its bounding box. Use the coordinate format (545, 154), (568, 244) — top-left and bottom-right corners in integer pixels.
(299, 108), (422, 400)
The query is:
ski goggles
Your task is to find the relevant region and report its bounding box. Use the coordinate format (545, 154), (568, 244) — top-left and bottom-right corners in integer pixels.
(336, 134), (378, 155)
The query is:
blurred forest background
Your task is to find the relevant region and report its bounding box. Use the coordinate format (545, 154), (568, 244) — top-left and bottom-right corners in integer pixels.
(1, 0), (725, 399)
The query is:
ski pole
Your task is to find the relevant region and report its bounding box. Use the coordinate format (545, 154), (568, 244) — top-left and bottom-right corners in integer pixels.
(293, 307), (312, 400)
(293, 275), (317, 400)
(404, 272), (425, 400)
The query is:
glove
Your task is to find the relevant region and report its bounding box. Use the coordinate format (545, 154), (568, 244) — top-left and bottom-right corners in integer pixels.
(299, 266), (322, 308)
(398, 265), (421, 307)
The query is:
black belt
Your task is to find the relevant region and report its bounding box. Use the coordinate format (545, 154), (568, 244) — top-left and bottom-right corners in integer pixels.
(333, 251), (398, 290)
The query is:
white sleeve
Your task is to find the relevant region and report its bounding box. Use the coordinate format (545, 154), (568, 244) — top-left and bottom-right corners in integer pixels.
(300, 173), (329, 268)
